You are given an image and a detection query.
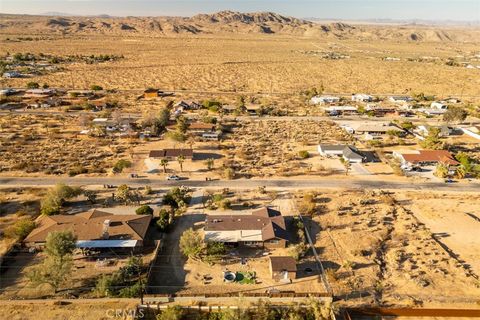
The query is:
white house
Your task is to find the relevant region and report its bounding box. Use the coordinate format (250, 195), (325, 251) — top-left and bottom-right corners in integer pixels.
(324, 105), (358, 115)
(389, 96), (412, 103)
(318, 144), (365, 163)
(310, 95), (340, 105)
(351, 94), (373, 102)
(415, 124), (452, 137)
(430, 101), (448, 110)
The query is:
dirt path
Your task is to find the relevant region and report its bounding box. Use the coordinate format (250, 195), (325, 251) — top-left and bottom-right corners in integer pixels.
(147, 189), (205, 294)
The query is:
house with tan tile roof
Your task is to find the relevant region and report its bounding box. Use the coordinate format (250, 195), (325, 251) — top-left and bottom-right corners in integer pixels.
(204, 207), (288, 248)
(24, 209), (152, 249)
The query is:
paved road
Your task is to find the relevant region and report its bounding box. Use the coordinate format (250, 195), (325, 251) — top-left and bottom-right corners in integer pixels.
(0, 176), (478, 192)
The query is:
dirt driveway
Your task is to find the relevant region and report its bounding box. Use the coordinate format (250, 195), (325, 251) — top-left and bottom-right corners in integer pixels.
(147, 189), (205, 294)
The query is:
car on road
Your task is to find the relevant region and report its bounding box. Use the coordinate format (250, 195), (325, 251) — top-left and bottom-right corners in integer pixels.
(166, 175), (180, 181)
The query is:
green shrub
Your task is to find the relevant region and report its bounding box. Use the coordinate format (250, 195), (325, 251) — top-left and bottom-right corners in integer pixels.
(298, 150), (309, 159)
(112, 159), (131, 173)
(90, 84), (103, 91)
(4, 219), (36, 240)
(135, 205), (153, 215)
(26, 82), (40, 89)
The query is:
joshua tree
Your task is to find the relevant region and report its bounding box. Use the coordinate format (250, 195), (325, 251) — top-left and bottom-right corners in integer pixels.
(205, 158), (214, 171)
(177, 155), (185, 172)
(160, 159), (169, 173)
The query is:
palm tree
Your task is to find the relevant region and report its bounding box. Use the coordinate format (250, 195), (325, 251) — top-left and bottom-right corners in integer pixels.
(160, 159), (169, 173)
(177, 155), (185, 172)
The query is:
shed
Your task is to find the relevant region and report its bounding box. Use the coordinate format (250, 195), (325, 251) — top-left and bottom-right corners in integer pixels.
(269, 256), (297, 282)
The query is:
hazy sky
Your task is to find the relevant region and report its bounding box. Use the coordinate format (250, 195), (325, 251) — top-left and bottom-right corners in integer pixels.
(1, 0), (479, 21)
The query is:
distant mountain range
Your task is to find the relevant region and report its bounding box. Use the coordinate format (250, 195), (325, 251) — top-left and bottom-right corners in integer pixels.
(1, 10), (479, 42)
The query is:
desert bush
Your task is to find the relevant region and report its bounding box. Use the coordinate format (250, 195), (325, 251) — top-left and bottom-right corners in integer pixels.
(40, 184), (82, 215)
(223, 167), (235, 180)
(112, 159), (132, 173)
(136, 205), (153, 215)
(90, 84), (103, 91)
(26, 81), (40, 89)
(4, 218), (36, 240)
(298, 150), (309, 159)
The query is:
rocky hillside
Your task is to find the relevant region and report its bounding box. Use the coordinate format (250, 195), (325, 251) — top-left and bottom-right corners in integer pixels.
(0, 11), (479, 42)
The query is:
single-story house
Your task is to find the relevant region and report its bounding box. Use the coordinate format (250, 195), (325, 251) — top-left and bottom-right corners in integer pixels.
(149, 148), (194, 160)
(393, 150), (459, 170)
(389, 96), (412, 103)
(318, 144), (366, 163)
(2, 71), (23, 78)
(0, 88), (17, 96)
(188, 122), (216, 135)
(204, 207), (288, 249)
(419, 108), (447, 116)
(24, 210), (152, 249)
(269, 256), (297, 282)
(354, 124), (404, 136)
(324, 105), (358, 116)
(310, 95), (340, 105)
(201, 132), (221, 141)
(415, 125), (452, 137)
(25, 89), (56, 98)
(174, 100), (202, 110)
(221, 105), (237, 114)
(351, 93), (373, 102)
(431, 101), (448, 110)
(365, 105), (396, 116)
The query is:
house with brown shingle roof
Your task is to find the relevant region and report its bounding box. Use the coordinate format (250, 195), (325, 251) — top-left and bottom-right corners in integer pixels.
(24, 210), (152, 249)
(204, 207), (288, 248)
(148, 149), (194, 160)
(269, 256), (297, 282)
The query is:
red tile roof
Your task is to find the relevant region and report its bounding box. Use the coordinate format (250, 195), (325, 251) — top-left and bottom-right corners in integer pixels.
(401, 150), (459, 165)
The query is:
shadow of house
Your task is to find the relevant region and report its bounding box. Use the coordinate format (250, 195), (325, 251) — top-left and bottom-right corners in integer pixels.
(193, 152), (223, 160)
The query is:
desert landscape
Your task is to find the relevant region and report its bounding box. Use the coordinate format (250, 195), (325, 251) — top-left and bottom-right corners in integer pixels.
(1, 6), (480, 320)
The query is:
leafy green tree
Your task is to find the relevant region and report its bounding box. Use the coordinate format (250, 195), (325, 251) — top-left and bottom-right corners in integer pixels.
(41, 184), (82, 215)
(116, 184), (133, 205)
(156, 306), (183, 320)
(136, 205), (153, 215)
(420, 127), (443, 150)
(455, 152), (472, 172)
(176, 116), (189, 134)
(45, 230), (77, 258)
(156, 209), (171, 232)
(162, 187), (190, 209)
(27, 230), (77, 293)
(179, 228), (204, 259)
(165, 131), (186, 142)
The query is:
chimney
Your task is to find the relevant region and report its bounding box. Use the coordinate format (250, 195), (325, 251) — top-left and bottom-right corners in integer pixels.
(102, 219), (110, 240)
